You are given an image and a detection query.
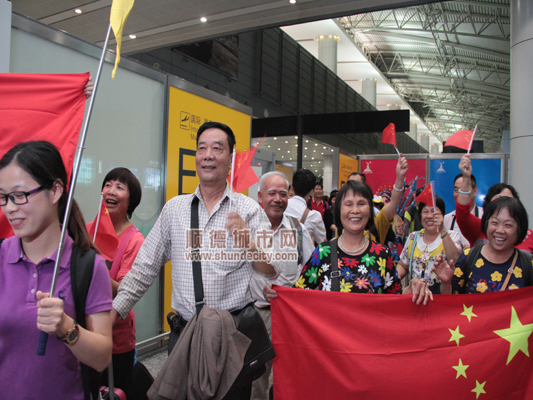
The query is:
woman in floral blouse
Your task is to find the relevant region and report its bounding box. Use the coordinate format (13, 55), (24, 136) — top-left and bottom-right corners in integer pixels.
(411, 196), (531, 300)
(294, 180), (402, 294)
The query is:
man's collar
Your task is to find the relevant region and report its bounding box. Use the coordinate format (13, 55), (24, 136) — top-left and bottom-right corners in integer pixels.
(291, 195), (307, 205)
(194, 183), (231, 202)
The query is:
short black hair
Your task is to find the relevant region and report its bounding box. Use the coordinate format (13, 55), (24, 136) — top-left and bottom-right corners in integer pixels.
(196, 121), (236, 152)
(483, 183), (520, 210)
(453, 173), (477, 189)
(417, 195), (446, 216)
(335, 180), (375, 234)
(102, 167), (142, 219)
(292, 169), (316, 198)
(348, 172), (366, 183)
(330, 190), (338, 201)
(314, 183), (323, 190)
(481, 196), (529, 245)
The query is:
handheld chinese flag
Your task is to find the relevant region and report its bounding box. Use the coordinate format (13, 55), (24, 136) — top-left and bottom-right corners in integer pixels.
(382, 122), (397, 146)
(110, 0), (135, 79)
(0, 72), (89, 239)
(86, 196), (119, 261)
(414, 182), (435, 208)
(229, 138), (264, 193)
(444, 126), (477, 152)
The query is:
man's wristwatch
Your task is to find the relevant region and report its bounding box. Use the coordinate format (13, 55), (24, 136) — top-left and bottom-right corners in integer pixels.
(61, 321), (80, 346)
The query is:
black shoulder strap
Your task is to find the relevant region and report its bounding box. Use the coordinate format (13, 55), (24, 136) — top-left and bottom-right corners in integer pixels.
(517, 250), (533, 287)
(451, 215), (456, 231)
(464, 245), (483, 289)
(330, 239), (340, 292)
(0, 238), (4, 247)
(191, 196), (205, 315)
(70, 245), (99, 400)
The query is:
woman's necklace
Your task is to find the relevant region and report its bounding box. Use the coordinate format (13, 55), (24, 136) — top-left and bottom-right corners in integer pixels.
(339, 234), (367, 255)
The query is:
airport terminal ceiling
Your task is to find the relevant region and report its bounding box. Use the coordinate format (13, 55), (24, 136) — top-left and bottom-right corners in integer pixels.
(13, 0), (511, 152)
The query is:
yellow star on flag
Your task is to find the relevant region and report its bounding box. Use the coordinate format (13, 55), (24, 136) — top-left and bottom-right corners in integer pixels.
(494, 306), (533, 365)
(472, 380), (486, 399)
(461, 304), (477, 322)
(449, 326), (465, 346)
(452, 358), (469, 379)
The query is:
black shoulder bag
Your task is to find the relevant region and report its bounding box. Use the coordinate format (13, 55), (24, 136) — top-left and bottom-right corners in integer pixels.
(190, 196), (276, 388)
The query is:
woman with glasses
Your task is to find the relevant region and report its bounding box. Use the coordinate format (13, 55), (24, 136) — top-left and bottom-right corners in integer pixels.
(397, 196), (463, 302)
(0, 141), (112, 399)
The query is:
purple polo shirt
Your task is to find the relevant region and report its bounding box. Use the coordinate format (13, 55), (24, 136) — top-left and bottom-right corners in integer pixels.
(0, 235), (112, 399)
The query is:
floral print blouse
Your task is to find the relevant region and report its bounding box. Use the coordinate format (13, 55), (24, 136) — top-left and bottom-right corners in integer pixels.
(452, 247), (530, 293)
(295, 239), (402, 294)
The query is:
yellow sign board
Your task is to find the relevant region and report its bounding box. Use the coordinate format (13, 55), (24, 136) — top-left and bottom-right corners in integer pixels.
(339, 153), (358, 188)
(164, 86), (251, 330)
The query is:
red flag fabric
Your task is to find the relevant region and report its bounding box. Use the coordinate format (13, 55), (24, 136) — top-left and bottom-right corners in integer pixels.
(230, 142), (261, 193)
(414, 182), (435, 208)
(382, 122), (396, 146)
(0, 72), (89, 238)
(271, 285), (533, 399)
(445, 129), (474, 150)
(86, 200), (119, 261)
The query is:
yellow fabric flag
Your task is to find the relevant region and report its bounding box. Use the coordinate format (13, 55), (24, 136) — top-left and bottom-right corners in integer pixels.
(110, 0), (134, 79)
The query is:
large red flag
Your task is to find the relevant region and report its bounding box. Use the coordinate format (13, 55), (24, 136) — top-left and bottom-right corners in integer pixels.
(229, 140), (262, 193)
(382, 122), (397, 146)
(0, 73), (89, 238)
(272, 285), (533, 399)
(445, 129), (474, 150)
(414, 182), (435, 208)
(86, 200), (119, 261)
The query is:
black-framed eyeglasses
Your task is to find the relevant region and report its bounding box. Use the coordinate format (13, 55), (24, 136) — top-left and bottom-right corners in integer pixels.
(0, 186), (45, 206)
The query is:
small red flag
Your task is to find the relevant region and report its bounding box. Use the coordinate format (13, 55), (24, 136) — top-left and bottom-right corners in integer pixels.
(87, 200), (119, 261)
(414, 183), (435, 208)
(229, 139), (264, 193)
(444, 129), (474, 150)
(382, 122), (397, 146)
(0, 73), (89, 239)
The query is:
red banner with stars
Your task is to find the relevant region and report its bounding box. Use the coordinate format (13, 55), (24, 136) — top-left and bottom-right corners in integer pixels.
(271, 285), (533, 399)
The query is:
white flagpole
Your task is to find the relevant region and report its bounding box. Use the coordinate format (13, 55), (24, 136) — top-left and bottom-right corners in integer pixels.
(466, 125), (478, 155)
(93, 193), (104, 241)
(229, 147), (236, 211)
(38, 23), (113, 356)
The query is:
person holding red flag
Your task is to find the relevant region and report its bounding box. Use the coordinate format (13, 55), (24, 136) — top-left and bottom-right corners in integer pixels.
(0, 141), (112, 399)
(87, 167), (144, 399)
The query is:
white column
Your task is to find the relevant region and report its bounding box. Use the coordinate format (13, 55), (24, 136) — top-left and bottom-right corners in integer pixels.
(317, 35), (338, 74)
(408, 121), (418, 143)
(361, 78), (377, 107)
(510, 0), (533, 217)
(0, 0), (12, 72)
(323, 155), (333, 195)
(430, 143), (440, 154)
(388, 104), (400, 110)
(419, 134), (430, 152)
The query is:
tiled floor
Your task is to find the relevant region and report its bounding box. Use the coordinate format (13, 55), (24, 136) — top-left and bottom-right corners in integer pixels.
(139, 349), (167, 379)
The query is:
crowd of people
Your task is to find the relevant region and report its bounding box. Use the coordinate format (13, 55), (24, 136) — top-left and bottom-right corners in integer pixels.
(1, 118), (531, 400)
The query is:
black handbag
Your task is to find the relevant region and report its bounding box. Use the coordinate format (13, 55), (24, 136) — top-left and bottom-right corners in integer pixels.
(190, 197), (276, 387)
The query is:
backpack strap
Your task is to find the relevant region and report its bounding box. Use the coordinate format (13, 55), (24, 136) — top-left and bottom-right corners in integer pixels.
(300, 208), (310, 224)
(330, 239), (340, 292)
(70, 245), (99, 400)
(288, 217), (303, 266)
(517, 250), (533, 287)
(191, 196), (205, 315)
(464, 245), (484, 290)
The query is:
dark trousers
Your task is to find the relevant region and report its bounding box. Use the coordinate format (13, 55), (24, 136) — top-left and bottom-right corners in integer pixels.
(168, 322), (252, 400)
(101, 349), (136, 399)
